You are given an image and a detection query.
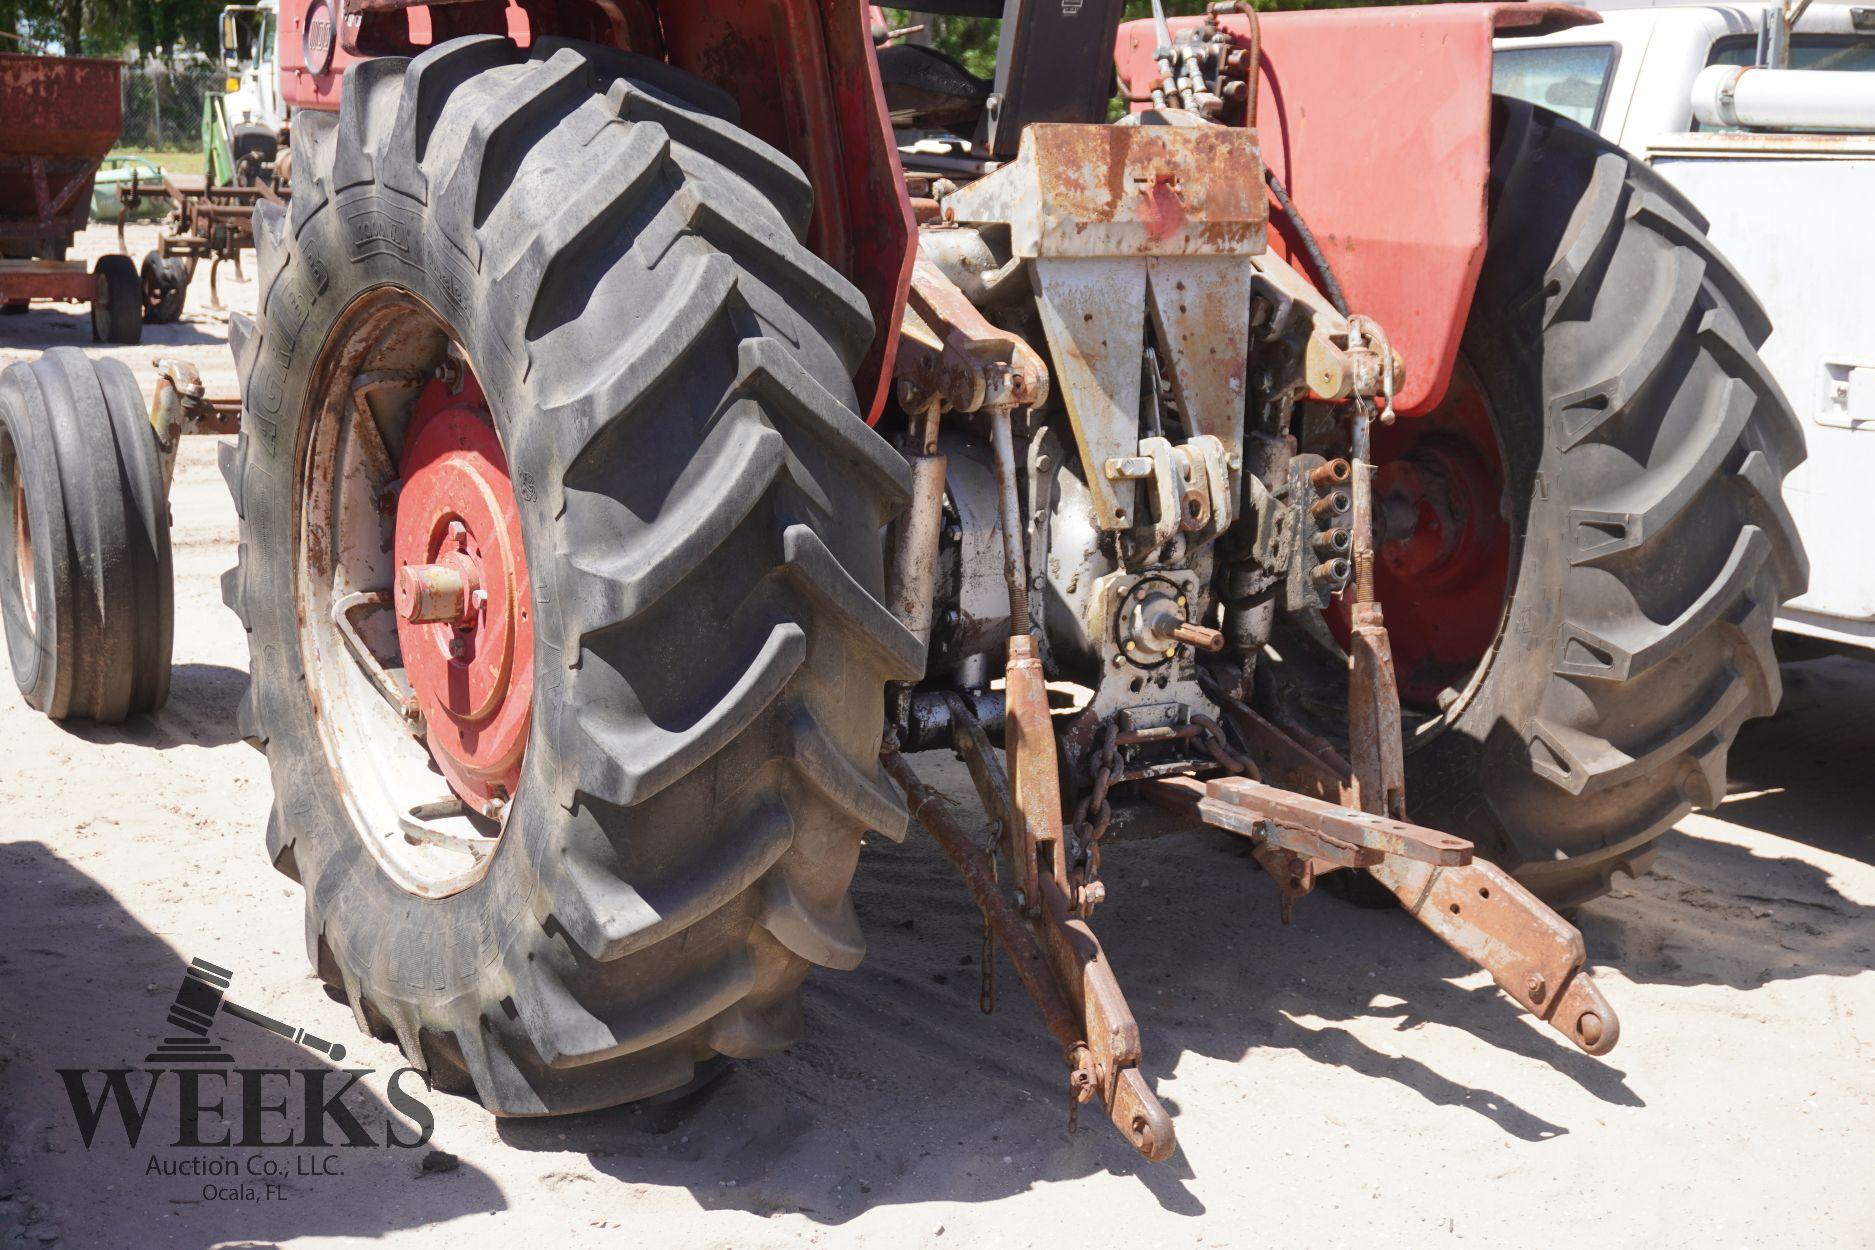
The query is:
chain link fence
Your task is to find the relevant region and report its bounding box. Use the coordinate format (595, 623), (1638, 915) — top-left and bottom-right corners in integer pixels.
(118, 60), (222, 151)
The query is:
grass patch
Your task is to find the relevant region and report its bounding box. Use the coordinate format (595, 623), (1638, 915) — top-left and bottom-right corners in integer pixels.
(108, 148), (207, 178)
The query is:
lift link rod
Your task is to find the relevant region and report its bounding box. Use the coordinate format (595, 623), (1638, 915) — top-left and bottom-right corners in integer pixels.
(885, 749), (1176, 1162)
(881, 264), (1173, 1158)
(1147, 777), (1621, 1057)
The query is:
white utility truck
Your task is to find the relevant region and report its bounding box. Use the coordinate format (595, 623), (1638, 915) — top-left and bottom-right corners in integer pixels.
(1498, 2), (1875, 652)
(208, 0), (286, 187)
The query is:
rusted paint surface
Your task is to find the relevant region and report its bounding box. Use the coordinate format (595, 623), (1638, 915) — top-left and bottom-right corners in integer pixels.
(1011, 591), (1174, 1159)
(1005, 632), (1067, 904)
(1346, 612), (1406, 819)
(153, 174), (263, 261)
(1158, 772), (1622, 1057)
(945, 123), (1267, 259)
(943, 123), (1261, 532)
(1369, 855), (1621, 1056)
(0, 259), (90, 302)
(1162, 775), (1472, 867)
(1036, 875), (1173, 1162)
(1146, 256), (1251, 452)
(895, 644), (1173, 1162)
(0, 53), (122, 157)
(150, 359), (242, 492)
(0, 54), (124, 254)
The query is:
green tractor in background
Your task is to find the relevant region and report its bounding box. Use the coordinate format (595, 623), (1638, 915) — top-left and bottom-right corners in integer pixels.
(131, 0), (290, 325)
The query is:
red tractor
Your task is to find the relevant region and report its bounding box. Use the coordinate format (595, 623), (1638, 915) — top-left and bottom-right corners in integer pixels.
(0, 0), (1802, 1160)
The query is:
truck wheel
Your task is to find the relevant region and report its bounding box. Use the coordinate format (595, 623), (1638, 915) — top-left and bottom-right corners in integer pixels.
(91, 254), (143, 345)
(0, 348), (173, 721)
(221, 38), (922, 1114)
(1378, 99), (1806, 909)
(141, 252), (187, 324)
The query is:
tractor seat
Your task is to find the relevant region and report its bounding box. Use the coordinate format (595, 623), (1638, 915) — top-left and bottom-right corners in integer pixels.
(877, 44), (991, 130)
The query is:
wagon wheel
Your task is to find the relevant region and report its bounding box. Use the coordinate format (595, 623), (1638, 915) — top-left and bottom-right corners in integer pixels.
(90, 255), (142, 345)
(141, 251), (188, 324)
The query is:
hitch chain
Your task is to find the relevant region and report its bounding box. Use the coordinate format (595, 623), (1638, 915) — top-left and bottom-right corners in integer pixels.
(1192, 668), (1260, 780)
(1195, 713), (1255, 778)
(1068, 708), (1255, 913)
(1069, 721), (1121, 912)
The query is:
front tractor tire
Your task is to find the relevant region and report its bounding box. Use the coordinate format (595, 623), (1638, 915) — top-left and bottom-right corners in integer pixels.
(1402, 100), (1806, 908)
(0, 349), (172, 722)
(222, 37), (922, 1114)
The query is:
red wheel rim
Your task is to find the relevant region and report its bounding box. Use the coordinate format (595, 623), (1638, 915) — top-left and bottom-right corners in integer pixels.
(1334, 357), (1512, 709)
(392, 372), (534, 810)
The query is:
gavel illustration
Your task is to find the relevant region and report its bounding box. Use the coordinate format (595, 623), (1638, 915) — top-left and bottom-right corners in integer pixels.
(157, 958), (347, 1062)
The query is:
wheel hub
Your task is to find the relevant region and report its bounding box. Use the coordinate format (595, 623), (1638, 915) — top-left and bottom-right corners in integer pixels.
(393, 375), (533, 811)
(1331, 357), (1510, 709)
(1376, 438), (1500, 586)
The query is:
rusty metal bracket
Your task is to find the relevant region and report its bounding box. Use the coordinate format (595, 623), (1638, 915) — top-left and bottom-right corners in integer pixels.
(941, 124), (1265, 533)
(1152, 775), (1471, 868)
(896, 255), (1049, 417)
(149, 358), (241, 493)
(1036, 875), (1173, 1159)
(1369, 854), (1620, 1055)
(1005, 632), (1068, 911)
(1151, 773), (1620, 1056)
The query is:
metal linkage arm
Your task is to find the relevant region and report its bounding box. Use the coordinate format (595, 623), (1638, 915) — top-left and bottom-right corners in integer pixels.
(896, 256), (1050, 416)
(885, 750), (1175, 1162)
(149, 358), (242, 492)
(1152, 775), (1621, 1057)
(1184, 776), (1471, 867)
(1369, 855), (1620, 1056)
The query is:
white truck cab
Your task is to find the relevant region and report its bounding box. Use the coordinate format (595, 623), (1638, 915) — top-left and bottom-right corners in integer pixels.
(1498, 4), (1875, 651)
(219, 0), (282, 133)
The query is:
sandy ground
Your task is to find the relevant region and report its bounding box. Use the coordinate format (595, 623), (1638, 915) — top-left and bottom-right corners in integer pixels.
(1, 224), (1872, 1249)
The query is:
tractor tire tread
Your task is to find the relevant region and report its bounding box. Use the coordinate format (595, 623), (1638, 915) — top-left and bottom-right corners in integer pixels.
(223, 37), (911, 1115)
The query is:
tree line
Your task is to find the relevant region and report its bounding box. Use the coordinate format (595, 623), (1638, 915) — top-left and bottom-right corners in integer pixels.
(2, 0), (1429, 74)
(887, 1), (1434, 79)
(0, 0), (222, 62)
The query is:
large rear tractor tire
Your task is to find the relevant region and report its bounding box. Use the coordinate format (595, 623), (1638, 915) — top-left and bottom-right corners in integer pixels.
(1394, 100), (1806, 909)
(222, 37), (922, 1114)
(0, 348), (173, 721)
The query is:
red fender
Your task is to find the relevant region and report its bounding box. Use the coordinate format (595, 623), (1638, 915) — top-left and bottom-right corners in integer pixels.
(1117, 2), (1597, 416)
